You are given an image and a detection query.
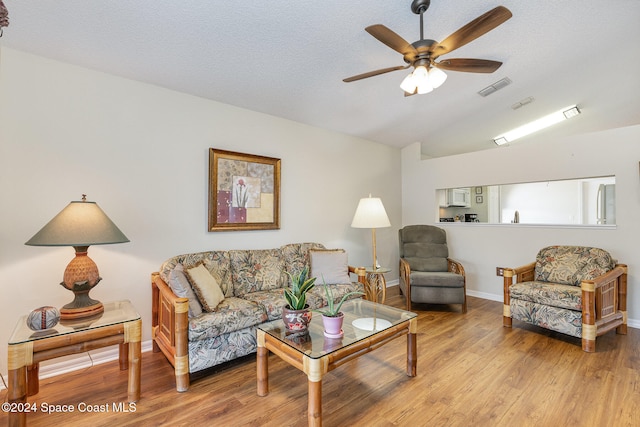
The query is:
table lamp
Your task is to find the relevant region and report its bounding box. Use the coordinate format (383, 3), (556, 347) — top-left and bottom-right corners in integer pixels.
(351, 194), (391, 270)
(25, 195), (129, 320)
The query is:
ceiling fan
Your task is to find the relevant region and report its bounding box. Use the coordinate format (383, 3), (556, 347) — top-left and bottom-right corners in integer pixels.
(343, 0), (512, 96)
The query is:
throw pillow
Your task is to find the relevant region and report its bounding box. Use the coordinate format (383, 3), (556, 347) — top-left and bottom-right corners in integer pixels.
(168, 264), (203, 318)
(185, 262), (225, 312)
(309, 249), (351, 285)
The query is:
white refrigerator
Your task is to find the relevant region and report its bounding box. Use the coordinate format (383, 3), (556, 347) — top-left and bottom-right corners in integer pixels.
(597, 184), (615, 224)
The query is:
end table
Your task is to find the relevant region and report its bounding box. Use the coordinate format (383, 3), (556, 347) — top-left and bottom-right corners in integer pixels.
(7, 300), (141, 427)
(364, 267), (390, 304)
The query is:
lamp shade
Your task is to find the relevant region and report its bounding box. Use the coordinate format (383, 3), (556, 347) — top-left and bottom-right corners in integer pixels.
(25, 198), (129, 246)
(428, 67), (448, 89)
(351, 196), (391, 229)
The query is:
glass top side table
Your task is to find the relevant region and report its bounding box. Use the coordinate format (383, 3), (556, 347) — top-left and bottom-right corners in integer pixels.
(7, 300), (141, 427)
(364, 267), (391, 303)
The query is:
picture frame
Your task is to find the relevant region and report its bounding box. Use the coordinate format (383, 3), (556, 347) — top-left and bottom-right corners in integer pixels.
(475, 187), (483, 194)
(208, 148), (281, 231)
(476, 195), (483, 204)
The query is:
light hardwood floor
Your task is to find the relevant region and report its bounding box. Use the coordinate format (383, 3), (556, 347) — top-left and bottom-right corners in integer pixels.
(2, 290), (638, 426)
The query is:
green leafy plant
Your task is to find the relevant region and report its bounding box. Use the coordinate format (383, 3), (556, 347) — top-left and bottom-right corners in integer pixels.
(284, 267), (317, 310)
(313, 279), (364, 317)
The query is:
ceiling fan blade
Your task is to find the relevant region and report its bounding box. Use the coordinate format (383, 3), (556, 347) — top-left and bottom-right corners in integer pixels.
(365, 24), (418, 56)
(343, 65), (409, 82)
(430, 6), (512, 57)
(435, 58), (503, 73)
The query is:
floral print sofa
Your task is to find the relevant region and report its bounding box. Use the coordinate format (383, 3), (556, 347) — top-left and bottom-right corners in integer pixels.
(502, 245), (628, 352)
(151, 242), (365, 391)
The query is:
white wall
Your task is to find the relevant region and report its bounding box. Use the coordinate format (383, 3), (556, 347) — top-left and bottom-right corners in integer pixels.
(402, 125), (640, 327)
(0, 48), (401, 375)
(500, 180), (582, 224)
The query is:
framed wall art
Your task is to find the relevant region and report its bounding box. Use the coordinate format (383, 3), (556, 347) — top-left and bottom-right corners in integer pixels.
(208, 148), (281, 231)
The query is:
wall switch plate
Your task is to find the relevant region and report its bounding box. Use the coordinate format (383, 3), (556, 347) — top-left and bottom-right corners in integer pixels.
(496, 267), (505, 276)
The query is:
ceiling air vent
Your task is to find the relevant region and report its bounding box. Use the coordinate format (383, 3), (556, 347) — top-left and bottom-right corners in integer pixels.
(478, 77), (512, 97)
(511, 96), (535, 110)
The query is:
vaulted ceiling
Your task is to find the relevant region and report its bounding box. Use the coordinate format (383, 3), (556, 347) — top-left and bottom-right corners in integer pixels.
(2, 1), (639, 157)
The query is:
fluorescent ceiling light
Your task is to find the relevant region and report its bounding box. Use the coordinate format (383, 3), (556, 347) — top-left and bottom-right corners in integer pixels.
(493, 105), (581, 145)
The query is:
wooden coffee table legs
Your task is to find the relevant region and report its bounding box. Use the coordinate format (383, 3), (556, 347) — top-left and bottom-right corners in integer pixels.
(256, 343), (326, 427)
(256, 346), (269, 396)
(407, 319), (417, 377)
(307, 379), (322, 426)
(303, 357), (328, 426)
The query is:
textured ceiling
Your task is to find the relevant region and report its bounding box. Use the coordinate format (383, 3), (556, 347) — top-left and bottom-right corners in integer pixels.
(2, 1), (639, 157)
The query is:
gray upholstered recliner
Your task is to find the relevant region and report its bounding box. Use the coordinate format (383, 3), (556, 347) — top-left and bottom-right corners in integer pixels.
(399, 225), (466, 312)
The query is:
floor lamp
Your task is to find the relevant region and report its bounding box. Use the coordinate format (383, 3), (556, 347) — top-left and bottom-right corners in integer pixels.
(351, 194), (391, 331)
(351, 194), (391, 271)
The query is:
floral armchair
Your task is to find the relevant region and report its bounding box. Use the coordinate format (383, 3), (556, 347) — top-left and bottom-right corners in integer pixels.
(503, 245), (627, 352)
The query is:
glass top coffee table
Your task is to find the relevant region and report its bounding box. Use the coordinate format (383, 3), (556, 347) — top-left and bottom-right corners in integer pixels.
(256, 299), (417, 427)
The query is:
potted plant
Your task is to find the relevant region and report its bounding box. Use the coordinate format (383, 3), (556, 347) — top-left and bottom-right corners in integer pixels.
(282, 267), (316, 332)
(313, 281), (363, 338)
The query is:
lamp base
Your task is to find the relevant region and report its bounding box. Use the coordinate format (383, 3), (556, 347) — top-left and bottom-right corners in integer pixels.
(59, 246), (104, 320)
(60, 291), (104, 320)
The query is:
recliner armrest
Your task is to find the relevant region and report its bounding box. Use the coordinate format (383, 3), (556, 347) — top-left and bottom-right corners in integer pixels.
(447, 258), (466, 276)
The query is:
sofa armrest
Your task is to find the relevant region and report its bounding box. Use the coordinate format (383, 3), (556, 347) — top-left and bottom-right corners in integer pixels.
(510, 262), (536, 283)
(349, 265), (367, 284)
(503, 261), (536, 292)
(502, 261), (536, 327)
(587, 264), (627, 289)
(581, 263), (628, 351)
(151, 272), (190, 392)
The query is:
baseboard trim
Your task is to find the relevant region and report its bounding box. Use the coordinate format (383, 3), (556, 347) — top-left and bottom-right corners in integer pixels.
(466, 289), (503, 302)
(386, 279), (399, 286)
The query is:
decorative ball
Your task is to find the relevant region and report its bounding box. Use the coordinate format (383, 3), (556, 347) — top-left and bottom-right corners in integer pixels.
(26, 306), (61, 331)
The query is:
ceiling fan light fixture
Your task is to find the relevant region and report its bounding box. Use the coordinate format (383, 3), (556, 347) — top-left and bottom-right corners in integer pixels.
(400, 73), (418, 93)
(400, 65), (435, 94)
(414, 66), (433, 94)
(428, 67), (447, 88)
(412, 65), (429, 81)
(416, 80), (433, 94)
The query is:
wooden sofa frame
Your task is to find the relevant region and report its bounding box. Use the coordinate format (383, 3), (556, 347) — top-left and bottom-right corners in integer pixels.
(503, 262), (628, 352)
(151, 266), (367, 392)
